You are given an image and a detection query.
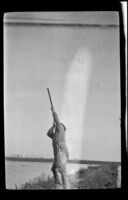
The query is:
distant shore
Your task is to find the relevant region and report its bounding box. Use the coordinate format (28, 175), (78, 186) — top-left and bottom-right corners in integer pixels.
(5, 156), (120, 166)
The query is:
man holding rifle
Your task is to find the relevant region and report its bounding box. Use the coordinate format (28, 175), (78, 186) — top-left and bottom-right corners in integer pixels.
(47, 88), (70, 189)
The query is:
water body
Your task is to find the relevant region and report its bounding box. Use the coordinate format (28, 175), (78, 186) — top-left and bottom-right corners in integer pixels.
(5, 160), (92, 189)
(5, 160), (121, 189)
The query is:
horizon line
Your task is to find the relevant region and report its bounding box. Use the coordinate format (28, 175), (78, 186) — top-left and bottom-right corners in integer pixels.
(5, 156), (121, 164)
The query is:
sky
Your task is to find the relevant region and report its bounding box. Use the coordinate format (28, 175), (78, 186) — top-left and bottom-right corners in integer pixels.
(4, 12), (120, 161)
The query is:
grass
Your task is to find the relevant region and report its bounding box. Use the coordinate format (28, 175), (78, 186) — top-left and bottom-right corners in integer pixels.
(18, 175), (56, 190)
(17, 163), (119, 190)
(74, 163), (118, 189)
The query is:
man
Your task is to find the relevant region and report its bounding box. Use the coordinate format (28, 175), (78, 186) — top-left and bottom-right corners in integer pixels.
(47, 107), (70, 189)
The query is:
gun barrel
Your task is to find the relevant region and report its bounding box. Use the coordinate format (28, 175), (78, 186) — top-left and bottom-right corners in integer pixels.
(47, 88), (54, 109)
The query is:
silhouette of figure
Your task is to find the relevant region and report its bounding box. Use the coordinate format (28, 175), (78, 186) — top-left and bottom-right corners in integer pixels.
(47, 109), (70, 189)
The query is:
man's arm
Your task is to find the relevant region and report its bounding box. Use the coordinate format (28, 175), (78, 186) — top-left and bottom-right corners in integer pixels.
(52, 112), (60, 126)
(51, 107), (60, 126)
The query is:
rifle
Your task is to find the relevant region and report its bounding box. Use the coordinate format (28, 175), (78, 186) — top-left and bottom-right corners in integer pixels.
(47, 88), (55, 124)
(47, 88), (54, 110)
(47, 88), (60, 127)
(47, 88), (55, 123)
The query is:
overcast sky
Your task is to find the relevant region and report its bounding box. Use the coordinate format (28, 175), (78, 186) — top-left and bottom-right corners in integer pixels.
(4, 12), (120, 161)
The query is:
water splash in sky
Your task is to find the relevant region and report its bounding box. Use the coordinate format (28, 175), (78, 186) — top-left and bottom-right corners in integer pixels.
(60, 47), (92, 160)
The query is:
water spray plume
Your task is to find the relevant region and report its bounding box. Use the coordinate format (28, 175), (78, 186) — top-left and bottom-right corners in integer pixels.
(60, 47), (92, 161)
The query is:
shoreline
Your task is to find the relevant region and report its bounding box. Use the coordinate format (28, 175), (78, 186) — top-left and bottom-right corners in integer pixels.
(5, 157), (121, 166)
(18, 164), (121, 189)
(5, 160), (121, 189)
